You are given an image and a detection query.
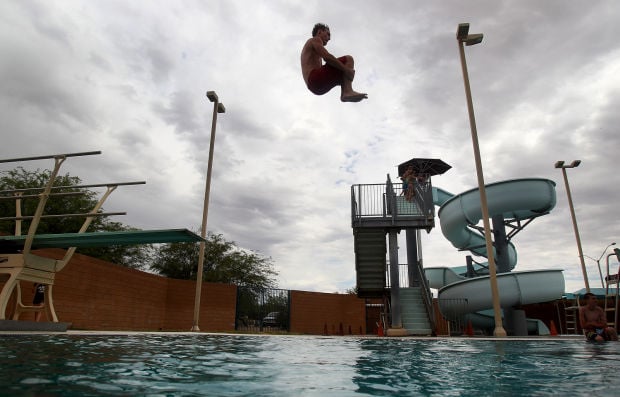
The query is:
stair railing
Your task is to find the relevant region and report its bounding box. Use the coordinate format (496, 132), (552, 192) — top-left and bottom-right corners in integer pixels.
(385, 174), (397, 225)
(414, 262), (436, 333)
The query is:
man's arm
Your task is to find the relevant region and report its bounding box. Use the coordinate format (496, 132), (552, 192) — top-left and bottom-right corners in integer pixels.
(579, 307), (593, 329)
(310, 37), (354, 79)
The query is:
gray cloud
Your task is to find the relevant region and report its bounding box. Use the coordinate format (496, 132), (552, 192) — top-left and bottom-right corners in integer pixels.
(1, 1), (619, 293)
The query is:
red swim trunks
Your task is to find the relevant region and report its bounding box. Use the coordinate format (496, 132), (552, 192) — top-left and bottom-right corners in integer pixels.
(306, 56), (349, 95)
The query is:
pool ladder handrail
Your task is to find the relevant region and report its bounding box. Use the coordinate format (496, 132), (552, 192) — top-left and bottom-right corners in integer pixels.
(603, 250), (620, 328)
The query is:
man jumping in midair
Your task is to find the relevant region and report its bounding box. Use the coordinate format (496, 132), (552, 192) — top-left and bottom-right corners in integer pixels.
(301, 23), (368, 102)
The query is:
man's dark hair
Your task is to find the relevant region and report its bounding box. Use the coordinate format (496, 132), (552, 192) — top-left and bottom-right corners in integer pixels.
(583, 292), (596, 300)
(312, 23), (329, 37)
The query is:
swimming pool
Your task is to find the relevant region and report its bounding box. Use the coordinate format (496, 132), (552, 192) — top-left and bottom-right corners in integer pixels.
(1, 333), (619, 396)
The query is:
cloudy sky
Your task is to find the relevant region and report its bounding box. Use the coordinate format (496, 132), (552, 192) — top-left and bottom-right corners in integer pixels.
(1, 1), (619, 295)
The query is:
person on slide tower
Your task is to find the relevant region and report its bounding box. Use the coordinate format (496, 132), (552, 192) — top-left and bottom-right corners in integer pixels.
(301, 23), (368, 102)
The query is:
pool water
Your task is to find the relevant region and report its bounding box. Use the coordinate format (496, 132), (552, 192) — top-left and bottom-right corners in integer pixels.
(1, 334), (620, 396)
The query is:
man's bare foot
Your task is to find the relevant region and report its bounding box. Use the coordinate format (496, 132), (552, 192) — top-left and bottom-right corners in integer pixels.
(341, 92), (368, 102)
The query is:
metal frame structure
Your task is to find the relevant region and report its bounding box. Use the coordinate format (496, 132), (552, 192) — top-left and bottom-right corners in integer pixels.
(0, 151), (203, 323)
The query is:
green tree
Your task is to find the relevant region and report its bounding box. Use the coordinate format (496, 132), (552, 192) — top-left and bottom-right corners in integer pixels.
(151, 233), (278, 290)
(0, 168), (278, 281)
(0, 167), (105, 234)
(345, 286), (358, 295)
(78, 221), (155, 270)
(0, 167), (152, 270)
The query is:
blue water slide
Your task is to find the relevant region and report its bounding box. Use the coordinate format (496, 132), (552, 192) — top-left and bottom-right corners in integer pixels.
(436, 178), (556, 268)
(426, 178), (563, 334)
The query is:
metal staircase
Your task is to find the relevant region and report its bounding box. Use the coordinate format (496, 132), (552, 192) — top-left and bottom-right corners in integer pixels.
(351, 167), (442, 330)
(400, 287), (432, 335)
(353, 229), (386, 298)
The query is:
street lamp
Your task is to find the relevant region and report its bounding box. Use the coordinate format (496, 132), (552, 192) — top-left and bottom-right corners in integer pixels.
(192, 90), (226, 332)
(584, 242), (616, 288)
(554, 160), (589, 292)
(457, 23), (506, 337)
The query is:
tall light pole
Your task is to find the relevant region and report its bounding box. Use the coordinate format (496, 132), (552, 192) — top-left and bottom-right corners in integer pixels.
(192, 91), (226, 331)
(554, 160), (588, 292)
(457, 23), (506, 337)
(584, 242), (616, 288)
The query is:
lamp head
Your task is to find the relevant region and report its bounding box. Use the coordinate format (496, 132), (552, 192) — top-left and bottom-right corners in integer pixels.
(554, 160), (581, 168)
(217, 103), (226, 114)
(465, 33), (484, 46)
(457, 23), (470, 40)
(206, 91), (218, 102)
(457, 23), (483, 45)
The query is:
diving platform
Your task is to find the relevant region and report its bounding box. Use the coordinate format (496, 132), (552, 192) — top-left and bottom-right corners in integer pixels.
(351, 175), (435, 231)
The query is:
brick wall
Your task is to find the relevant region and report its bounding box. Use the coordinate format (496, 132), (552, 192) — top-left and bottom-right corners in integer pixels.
(2, 249), (373, 334)
(290, 290), (366, 335)
(163, 277), (236, 332)
(3, 249), (236, 331)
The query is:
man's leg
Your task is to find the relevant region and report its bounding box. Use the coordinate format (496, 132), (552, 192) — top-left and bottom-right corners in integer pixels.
(307, 65), (341, 95)
(339, 56), (356, 97)
(606, 327), (618, 341)
(338, 55), (367, 102)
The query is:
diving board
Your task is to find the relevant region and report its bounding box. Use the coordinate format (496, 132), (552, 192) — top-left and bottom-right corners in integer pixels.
(0, 229), (203, 250)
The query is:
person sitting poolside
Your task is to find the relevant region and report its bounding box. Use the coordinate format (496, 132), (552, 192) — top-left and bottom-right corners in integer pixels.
(579, 292), (618, 341)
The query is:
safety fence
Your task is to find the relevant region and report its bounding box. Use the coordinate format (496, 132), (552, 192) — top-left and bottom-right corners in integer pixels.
(437, 298), (469, 335)
(351, 181), (433, 223)
(386, 264), (412, 288)
(235, 288), (290, 333)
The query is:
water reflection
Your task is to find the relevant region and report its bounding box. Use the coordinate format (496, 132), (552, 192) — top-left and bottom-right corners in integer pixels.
(2, 335), (620, 396)
(353, 339), (620, 396)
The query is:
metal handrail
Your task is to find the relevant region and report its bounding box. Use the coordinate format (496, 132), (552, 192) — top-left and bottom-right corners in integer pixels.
(604, 252), (620, 328)
(0, 212), (126, 221)
(414, 261), (436, 333)
(0, 191), (85, 200)
(0, 181), (146, 195)
(351, 183), (390, 219)
(0, 151), (101, 164)
(350, 185), (358, 225)
(351, 181), (434, 222)
(385, 262), (436, 333)
(386, 174), (396, 225)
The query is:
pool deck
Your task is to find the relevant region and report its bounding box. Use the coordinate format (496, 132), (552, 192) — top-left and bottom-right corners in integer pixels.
(0, 319), (70, 332)
(0, 329), (588, 341)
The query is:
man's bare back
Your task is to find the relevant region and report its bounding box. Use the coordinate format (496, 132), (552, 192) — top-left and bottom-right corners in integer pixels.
(300, 23), (367, 102)
(301, 37), (324, 85)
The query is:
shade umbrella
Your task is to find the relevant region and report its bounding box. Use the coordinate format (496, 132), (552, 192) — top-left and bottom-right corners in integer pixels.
(397, 158), (452, 177)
